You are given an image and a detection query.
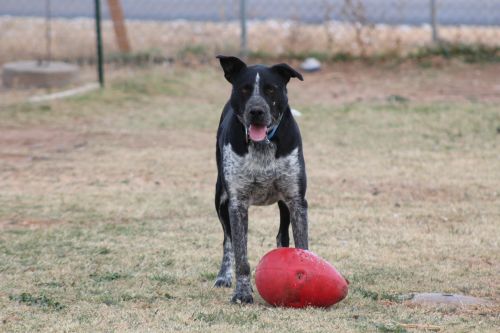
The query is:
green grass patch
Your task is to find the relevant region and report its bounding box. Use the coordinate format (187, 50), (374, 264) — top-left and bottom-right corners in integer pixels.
(410, 43), (500, 63)
(9, 293), (65, 311)
(90, 272), (129, 282)
(194, 310), (259, 326)
(352, 287), (413, 302)
(199, 271), (217, 282)
(374, 322), (408, 333)
(149, 273), (177, 284)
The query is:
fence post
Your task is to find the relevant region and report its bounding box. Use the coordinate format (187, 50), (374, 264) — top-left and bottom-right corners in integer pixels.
(45, 0), (52, 64)
(94, 0), (104, 87)
(107, 0), (131, 53)
(430, 0), (439, 43)
(240, 0), (248, 58)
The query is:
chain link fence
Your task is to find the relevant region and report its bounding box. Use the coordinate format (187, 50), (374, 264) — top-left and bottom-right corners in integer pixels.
(0, 0), (499, 81)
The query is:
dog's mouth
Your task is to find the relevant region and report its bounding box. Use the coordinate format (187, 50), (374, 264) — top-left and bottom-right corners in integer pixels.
(247, 124), (268, 142)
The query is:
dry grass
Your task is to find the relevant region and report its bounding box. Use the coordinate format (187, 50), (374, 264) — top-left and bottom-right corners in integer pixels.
(0, 63), (499, 332)
(1, 17), (499, 65)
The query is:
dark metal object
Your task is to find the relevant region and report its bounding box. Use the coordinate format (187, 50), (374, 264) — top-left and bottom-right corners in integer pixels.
(431, 0), (439, 43)
(239, 0), (247, 58)
(44, 0), (52, 65)
(94, 0), (104, 87)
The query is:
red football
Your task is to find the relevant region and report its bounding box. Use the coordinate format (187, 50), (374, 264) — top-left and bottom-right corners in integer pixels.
(255, 248), (348, 308)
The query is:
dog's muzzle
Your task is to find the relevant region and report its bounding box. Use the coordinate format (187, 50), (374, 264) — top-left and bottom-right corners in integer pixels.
(244, 97), (272, 142)
(244, 112), (283, 144)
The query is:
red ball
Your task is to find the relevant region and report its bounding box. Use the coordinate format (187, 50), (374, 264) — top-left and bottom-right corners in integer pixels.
(255, 248), (348, 308)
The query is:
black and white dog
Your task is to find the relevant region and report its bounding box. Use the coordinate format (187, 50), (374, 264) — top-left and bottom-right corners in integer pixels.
(214, 55), (309, 304)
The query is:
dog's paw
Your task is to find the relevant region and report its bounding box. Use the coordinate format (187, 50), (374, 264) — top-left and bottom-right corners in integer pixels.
(230, 277), (253, 304)
(231, 292), (254, 304)
(214, 277), (232, 288)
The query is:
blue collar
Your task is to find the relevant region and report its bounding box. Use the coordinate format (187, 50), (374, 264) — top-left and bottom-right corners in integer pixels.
(266, 112), (283, 140)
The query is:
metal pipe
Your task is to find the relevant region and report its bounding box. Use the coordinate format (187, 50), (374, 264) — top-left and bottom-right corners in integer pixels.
(94, 0), (104, 87)
(430, 0), (438, 43)
(45, 0), (52, 65)
(240, 0), (248, 58)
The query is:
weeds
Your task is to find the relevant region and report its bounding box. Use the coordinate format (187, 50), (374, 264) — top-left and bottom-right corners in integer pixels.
(149, 274), (177, 284)
(353, 287), (414, 303)
(199, 272), (217, 282)
(9, 293), (64, 311)
(194, 310), (259, 326)
(90, 272), (129, 282)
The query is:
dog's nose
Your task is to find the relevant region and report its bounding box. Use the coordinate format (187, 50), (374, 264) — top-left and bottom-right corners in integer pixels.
(249, 109), (264, 117)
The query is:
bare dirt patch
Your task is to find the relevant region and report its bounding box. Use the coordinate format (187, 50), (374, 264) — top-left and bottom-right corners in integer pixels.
(292, 61), (500, 105)
(0, 218), (64, 230)
(2, 61), (499, 107)
(0, 127), (86, 152)
(0, 127), (87, 164)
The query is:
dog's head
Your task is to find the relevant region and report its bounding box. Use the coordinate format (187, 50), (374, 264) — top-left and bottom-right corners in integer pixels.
(217, 55), (303, 142)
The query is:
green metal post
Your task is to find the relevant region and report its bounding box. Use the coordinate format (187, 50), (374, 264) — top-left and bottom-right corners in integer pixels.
(94, 0), (104, 87)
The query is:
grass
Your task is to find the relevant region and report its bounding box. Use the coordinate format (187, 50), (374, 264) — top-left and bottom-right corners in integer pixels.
(9, 293), (65, 311)
(0, 64), (499, 332)
(410, 43), (500, 63)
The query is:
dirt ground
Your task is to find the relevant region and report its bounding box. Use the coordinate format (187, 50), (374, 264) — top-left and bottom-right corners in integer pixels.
(2, 59), (500, 107)
(297, 60), (500, 104)
(0, 61), (499, 332)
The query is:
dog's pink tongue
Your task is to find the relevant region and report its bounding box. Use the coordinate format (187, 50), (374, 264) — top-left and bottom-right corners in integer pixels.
(248, 125), (267, 141)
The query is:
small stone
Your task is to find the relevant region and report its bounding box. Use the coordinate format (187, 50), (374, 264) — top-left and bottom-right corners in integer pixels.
(300, 57), (321, 72)
(410, 293), (494, 307)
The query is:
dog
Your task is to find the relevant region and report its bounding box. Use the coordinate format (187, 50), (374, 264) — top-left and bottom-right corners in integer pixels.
(214, 55), (309, 304)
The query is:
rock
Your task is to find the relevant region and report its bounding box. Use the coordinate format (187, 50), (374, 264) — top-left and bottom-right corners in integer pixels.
(410, 293), (494, 307)
(300, 57), (321, 72)
(2, 61), (79, 89)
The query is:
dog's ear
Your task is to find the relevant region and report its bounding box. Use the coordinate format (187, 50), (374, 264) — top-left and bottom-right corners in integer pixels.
(271, 63), (304, 83)
(217, 55), (247, 83)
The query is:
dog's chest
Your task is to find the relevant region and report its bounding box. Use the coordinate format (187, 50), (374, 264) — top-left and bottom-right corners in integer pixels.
(222, 143), (300, 205)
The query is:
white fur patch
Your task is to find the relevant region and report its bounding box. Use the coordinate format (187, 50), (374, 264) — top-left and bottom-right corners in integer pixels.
(222, 143), (301, 206)
(253, 73), (260, 96)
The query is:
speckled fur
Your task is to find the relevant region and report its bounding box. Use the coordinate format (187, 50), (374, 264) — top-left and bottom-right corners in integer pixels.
(222, 143), (300, 206)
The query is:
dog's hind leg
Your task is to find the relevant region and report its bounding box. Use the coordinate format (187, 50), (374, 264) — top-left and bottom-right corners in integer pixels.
(276, 200), (290, 247)
(214, 201), (233, 288)
(214, 179), (233, 288)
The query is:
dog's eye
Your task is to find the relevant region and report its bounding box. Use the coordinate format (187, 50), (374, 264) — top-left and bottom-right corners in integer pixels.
(264, 86), (275, 95)
(240, 86), (251, 95)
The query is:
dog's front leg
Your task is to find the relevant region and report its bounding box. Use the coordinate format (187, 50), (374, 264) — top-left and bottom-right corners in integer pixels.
(228, 200), (253, 304)
(287, 198), (309, 249)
